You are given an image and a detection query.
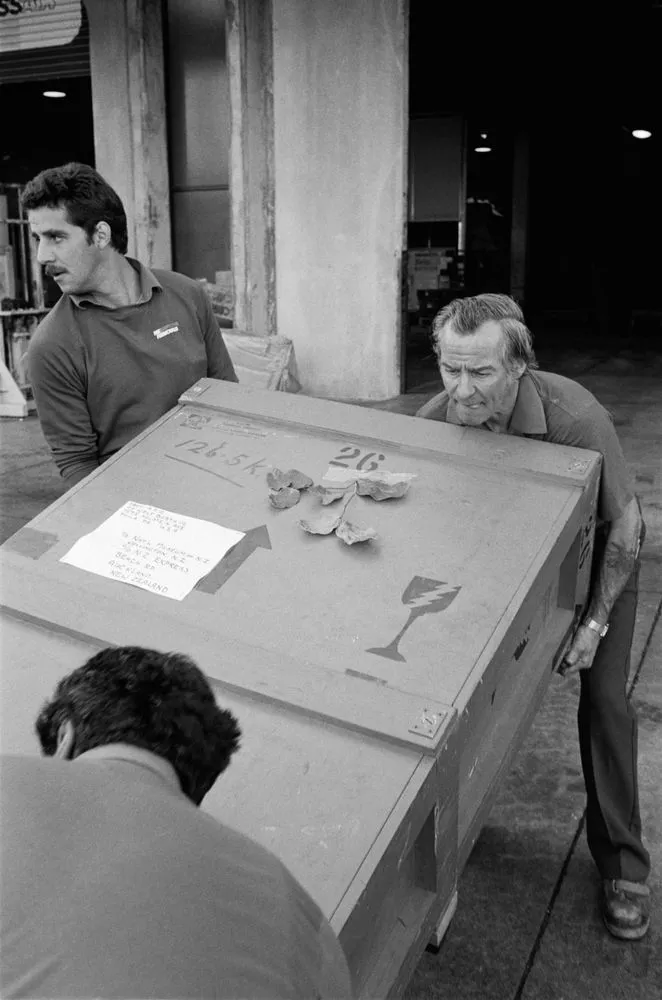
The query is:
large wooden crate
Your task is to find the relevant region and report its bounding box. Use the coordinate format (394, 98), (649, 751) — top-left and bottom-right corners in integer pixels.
(0, 380), (601, 998)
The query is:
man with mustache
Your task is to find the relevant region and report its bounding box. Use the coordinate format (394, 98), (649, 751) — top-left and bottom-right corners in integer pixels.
(417, 293), (650, 940)
(23, 163), (237, 486)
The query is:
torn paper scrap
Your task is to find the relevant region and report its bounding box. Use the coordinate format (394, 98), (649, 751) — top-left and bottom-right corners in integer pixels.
(322, 466), (417, 489)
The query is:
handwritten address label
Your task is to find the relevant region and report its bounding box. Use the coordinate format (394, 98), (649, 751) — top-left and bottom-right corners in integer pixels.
(60, 501), (244, 601)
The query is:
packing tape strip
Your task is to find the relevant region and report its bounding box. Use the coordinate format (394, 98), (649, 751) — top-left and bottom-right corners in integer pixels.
(4, 527), (59, 560)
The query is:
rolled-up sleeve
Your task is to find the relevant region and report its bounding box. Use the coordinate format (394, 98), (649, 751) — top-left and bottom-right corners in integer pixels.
(197, 286), (238, 382)
(550, 401), (634, 523)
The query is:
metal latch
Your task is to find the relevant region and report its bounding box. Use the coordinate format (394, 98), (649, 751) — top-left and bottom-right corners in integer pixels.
(409, 708), (445, 740)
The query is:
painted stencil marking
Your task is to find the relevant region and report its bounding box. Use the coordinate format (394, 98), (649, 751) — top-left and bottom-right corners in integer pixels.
(367, 576), (462, 662)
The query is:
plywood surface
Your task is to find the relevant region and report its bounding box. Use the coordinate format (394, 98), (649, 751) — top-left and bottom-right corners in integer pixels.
(0, 611), (435, 920)
(1, 385), (601, 743)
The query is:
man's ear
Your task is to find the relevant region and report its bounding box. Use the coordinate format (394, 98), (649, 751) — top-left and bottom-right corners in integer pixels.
(93, 221), (112, 249)
(512, 359), (527, 380)
(54, 720), (75, 760)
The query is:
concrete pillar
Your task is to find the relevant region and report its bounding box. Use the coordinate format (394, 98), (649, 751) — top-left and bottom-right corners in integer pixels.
(231, 0), (408, 400)
(273, 0), (408, 400)
(85, 0), (171, 269)
(227, 0), (277, 336)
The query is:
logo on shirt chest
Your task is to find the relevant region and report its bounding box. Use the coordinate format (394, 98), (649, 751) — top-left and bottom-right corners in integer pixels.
(153, 322), (180, 340)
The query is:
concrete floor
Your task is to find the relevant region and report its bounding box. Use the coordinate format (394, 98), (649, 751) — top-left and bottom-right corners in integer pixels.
(1, 335), (661, 999)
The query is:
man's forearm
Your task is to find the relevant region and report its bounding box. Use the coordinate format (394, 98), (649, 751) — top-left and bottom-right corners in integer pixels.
(586, 497), (642, 625)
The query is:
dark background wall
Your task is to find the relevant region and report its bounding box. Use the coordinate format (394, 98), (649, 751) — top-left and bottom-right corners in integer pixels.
(0, 76), (94, 186)
(409, 0), (662, 338)
(2, 0), (660, 334)
(0, 2), (94, 184)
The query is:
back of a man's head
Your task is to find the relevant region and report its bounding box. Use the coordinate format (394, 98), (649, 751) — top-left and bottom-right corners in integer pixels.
(35, 646), (241, 805)
(21, 162), (129, 254)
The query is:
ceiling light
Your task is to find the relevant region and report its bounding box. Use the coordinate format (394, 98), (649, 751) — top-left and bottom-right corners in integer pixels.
(43, 90), (66, 99)
(475, 146), (492, 153)
(631, 129), (652, 139)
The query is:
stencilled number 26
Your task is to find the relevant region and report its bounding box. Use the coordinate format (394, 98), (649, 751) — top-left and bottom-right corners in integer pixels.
(329, 445), (385, 472)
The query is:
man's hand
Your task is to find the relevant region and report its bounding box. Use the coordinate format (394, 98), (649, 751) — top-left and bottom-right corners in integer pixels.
(560, 624), (603, 676)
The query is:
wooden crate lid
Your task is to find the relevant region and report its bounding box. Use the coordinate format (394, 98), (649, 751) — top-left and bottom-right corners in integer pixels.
(1, 382), (600, 750)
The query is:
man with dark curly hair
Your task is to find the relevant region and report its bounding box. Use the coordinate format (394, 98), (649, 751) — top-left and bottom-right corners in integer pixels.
(0, 646), (352, 999)
(22, 162), (238, 485)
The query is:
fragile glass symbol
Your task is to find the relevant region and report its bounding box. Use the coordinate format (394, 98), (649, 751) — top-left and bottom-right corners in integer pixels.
(367, 576), (461, 662)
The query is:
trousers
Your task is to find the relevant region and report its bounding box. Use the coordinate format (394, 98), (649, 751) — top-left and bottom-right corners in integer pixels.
(578, 529), (650, 882)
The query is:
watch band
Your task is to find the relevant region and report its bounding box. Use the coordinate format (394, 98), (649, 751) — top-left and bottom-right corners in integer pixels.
(584, 618), (609, 638)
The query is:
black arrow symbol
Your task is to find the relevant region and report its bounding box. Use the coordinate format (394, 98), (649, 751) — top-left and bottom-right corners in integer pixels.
(195, 525), (272, 594)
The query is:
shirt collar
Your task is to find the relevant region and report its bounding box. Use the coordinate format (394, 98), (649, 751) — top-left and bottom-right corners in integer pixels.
(74, 743), (182, 794)
(70, 257), (162, 309)
(508, 371), (548, 436)
(445, 371), (548, 436)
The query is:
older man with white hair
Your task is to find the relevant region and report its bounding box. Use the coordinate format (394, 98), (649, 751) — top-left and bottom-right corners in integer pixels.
(418, 293), (649, 940)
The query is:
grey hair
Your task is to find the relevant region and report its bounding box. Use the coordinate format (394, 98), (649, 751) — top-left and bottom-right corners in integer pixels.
(431, 293), (538, 372)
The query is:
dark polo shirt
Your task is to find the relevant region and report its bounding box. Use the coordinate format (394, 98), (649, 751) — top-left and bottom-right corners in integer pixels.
(416, 369), (634, 523)
(27, 259), (237, 484)
(0, 748), (352, 1000)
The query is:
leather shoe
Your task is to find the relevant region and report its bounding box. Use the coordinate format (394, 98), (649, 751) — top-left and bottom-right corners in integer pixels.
(602, 879), (651, 940)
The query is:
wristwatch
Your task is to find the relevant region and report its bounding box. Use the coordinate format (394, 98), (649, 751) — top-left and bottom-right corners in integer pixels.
(584, 618), (609, 638)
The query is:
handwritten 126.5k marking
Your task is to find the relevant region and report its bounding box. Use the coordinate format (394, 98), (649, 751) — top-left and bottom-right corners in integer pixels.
(164, 438), (270, 487)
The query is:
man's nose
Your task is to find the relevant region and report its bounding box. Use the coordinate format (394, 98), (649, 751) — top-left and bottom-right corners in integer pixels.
(455, 371), (475, 400)
(36, 241), (53, 265)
